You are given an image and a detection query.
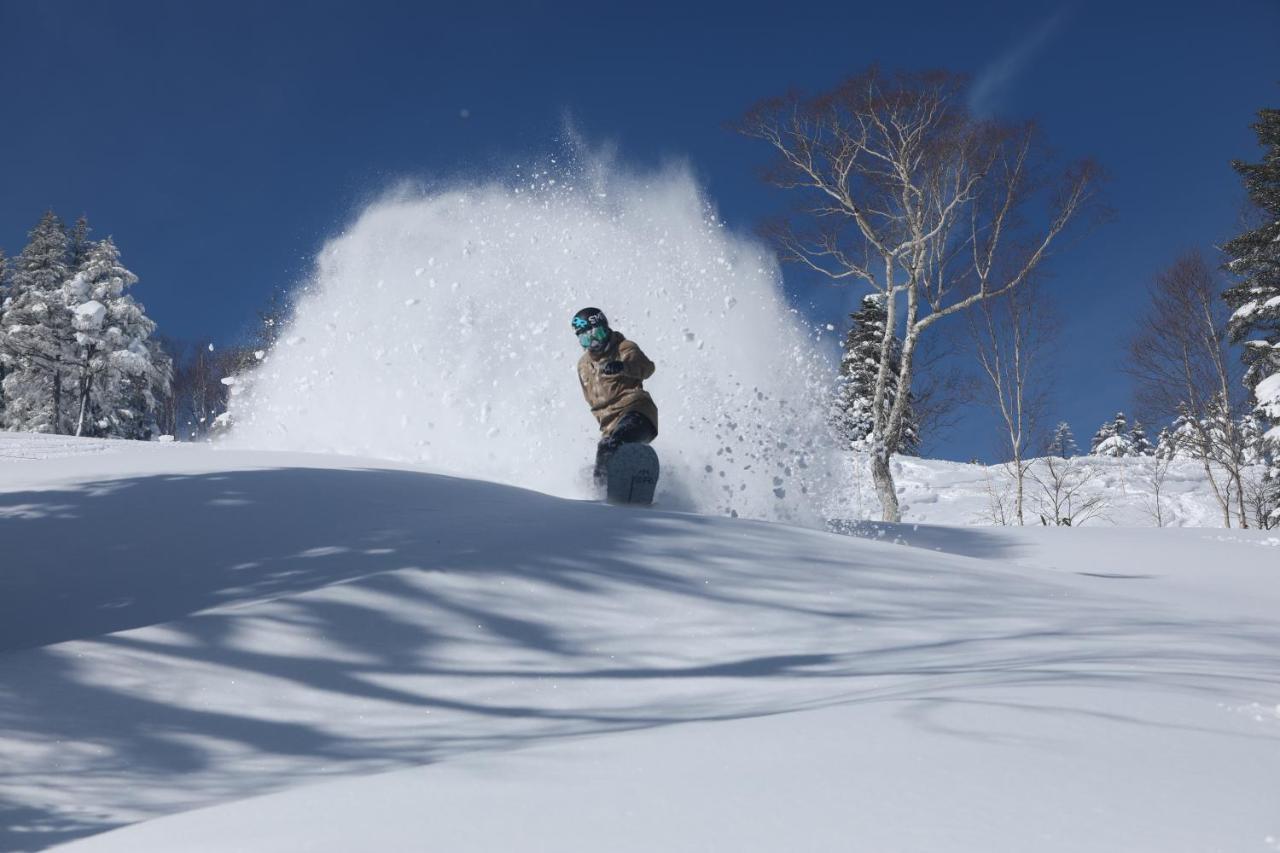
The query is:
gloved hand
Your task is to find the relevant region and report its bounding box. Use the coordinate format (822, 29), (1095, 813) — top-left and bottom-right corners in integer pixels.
(601, 360), (625, 377)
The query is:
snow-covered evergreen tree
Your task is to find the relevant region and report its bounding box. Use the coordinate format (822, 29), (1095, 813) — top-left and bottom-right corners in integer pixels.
(832, 294), (919, 456)
(1090, 414), (1117, 453)
(1091, 412), (1135, 456)
(114, 336), (173, 440)
(1046, 421), (1078, 458)
(1, 213), (169, 438)
(0, 246), (7, 422)
(0, 211), (74, 433)
(63, 237), (171, 438)
(1202, 394), (1242, 464)
(1129, 420), (1154, 456)
(1223, 107), (1280, 525)
(1238, 412), (1268, 464)
(1088, 412), (1155, 458)
(1153, 426), (1177, 460)
(1161, 412), (1203, 460)
(1242, 413), (1279, 527)
(68, 216), (92, 270)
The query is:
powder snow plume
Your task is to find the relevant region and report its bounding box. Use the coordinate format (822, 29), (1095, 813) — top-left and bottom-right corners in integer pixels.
(226, 155), (849, 524)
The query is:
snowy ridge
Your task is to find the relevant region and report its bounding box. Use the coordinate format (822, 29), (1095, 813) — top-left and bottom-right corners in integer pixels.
(0, 438), (1275, 852)
(884, 454), (1250, 528)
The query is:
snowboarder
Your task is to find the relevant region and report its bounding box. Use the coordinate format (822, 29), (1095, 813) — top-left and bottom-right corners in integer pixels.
(572, 307), (658, 486)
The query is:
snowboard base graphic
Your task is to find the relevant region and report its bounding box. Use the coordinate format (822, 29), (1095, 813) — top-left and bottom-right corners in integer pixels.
(606, 444), (660, 506)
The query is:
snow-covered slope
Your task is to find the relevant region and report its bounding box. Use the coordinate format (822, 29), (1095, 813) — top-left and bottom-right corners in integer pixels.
(0, 434), (1277, 852)
(884, 454), (1248, 528)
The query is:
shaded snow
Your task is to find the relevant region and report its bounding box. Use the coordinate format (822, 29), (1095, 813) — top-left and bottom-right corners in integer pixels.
(0, 437), (1274, 852)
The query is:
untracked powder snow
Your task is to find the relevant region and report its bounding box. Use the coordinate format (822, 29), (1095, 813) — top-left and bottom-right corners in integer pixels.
(2, 439), (1277, 853)
(225, 156), (848, 524)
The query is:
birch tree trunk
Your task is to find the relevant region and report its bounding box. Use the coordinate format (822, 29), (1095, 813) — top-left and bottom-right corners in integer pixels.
(870, 451), (900, 521)
(969, 286), (1051, 526)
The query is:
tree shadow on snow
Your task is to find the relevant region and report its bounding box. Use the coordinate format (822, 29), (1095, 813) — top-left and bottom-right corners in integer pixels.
(0, 466), (1276, 851)
(829, 518), (1028, 562)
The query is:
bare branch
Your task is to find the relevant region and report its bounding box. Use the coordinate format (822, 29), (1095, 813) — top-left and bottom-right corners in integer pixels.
(736, 66), (1102, 521)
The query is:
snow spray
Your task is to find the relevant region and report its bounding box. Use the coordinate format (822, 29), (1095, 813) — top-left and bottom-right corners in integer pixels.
(226, 154), (850, 524)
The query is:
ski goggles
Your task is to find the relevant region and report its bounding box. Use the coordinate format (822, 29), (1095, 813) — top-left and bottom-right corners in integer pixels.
(577, 326), (610, 348)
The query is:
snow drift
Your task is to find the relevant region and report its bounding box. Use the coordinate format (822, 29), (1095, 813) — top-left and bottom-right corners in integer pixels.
(2, 436), (1278, 852)
(227, 156), (845, 524)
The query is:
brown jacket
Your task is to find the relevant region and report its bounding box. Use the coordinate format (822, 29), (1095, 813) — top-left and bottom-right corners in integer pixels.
(577, 332), (658, 436)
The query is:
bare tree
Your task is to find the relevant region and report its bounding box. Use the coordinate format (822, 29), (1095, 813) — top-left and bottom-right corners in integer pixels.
(979, 465), (1014, 525)
(968, 282), (1054, 524)
(911, 327), (979, 450)
(1128, 252), (1249, 526)
(1141, 454), (1173, 527)
(1030, 454), (1109, 527)
(163, 339), (249, 440)
(1243, 465), (1280, 530)
(154, 335), (184, 437)
(738, 68), (1100, 521)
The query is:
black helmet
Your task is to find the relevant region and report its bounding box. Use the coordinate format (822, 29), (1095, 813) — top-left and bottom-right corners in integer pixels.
(571, 307), (608, 334)
(572, 307), (613, 353)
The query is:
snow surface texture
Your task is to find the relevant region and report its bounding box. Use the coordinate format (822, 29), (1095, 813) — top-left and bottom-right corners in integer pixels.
(0, 435), (1277, 852)
(224, 158), (844, 526)
(880, 454), (1264, 528)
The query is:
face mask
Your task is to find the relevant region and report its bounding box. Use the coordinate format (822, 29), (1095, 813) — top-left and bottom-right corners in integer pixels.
(578, 326), (610, 348)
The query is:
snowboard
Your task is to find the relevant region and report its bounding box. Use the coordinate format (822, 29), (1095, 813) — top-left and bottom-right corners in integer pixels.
(606, 443), (660, 506)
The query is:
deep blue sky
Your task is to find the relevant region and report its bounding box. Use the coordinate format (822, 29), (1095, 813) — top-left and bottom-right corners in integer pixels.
(1, 0), (1277, 460)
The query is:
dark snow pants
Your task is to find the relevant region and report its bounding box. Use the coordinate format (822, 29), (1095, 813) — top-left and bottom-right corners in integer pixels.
(594, 411), (657, 485)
